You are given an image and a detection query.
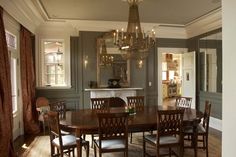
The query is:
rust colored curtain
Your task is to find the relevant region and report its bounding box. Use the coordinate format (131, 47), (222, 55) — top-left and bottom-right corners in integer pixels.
(20, 26), (40, 134)
(0, 6), (16, 157)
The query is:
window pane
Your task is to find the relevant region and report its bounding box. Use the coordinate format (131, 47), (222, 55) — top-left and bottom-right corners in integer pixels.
(11, 58), (17, 113)
(46, 65), (55, 74)
(43, 40), (65, 86)
(57, 74), (64, 85)
(56, 65), (63, 74)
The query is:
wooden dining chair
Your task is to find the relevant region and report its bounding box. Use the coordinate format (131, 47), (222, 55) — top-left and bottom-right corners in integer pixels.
(50, 100), (73, 135)
(94, 112), (129, 157)
(90, 98), (110, 147)
(108, 97), (126, 107)
(50, 100), (66, 119)
(184, 101), (212, 157)
(91, 98), (110, 111)
(143, 109), (185, 157)
(127, 96), (144, 111)
(175, 96), (192, 108)
(36, 97), (50, 134)
(127, 96), (144, 143)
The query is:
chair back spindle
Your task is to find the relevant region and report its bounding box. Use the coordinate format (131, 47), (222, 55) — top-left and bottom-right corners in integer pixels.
(175, 97), (192, 108)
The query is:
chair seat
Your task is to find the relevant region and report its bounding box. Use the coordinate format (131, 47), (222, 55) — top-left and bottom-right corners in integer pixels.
(184, 124), (206, 134)
(94, 139), (126, 149)
(144, 134), (179, 145)
(52, 135), (77, 147)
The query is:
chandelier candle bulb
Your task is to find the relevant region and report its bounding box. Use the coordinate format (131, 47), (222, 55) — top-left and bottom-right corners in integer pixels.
(121, 28), (124, 39)
(135, 26), (138, 38)
(113, 32), (116, 43)
(116, 29), (119, 43)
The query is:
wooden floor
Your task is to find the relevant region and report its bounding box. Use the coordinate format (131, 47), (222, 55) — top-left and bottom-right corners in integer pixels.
(14, 128), (221, 157)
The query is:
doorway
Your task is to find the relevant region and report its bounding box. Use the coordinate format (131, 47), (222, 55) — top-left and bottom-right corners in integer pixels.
(158, 48), (196, 108)
(157, 48), (187, 106)
(162, 52), (183, 106)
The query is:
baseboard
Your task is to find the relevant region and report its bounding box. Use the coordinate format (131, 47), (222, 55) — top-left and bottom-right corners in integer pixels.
(209, 116), (222, 131)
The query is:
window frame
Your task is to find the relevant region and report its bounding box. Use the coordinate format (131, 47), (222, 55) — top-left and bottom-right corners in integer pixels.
(37, 39), (71, 88)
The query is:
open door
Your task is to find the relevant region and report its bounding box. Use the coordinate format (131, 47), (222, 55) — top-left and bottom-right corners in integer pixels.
(182, 51), (196, 109)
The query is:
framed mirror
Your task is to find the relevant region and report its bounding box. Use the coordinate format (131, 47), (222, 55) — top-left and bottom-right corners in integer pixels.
(97, 32), (130, 88)
(199, 30), (222, 93)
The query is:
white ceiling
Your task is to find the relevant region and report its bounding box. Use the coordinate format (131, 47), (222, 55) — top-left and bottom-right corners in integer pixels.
(37, 0), (221, 25)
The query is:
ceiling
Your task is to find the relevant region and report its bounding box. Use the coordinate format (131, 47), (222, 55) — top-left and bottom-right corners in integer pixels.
(38, 0), (221, 25)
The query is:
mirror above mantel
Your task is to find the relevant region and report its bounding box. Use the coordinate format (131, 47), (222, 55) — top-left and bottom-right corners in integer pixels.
(97, 32), (130, 88)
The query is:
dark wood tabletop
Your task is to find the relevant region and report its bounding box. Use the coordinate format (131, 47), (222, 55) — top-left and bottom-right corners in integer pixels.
(60, 105), (203, 157)
(60, 105), (203, 133)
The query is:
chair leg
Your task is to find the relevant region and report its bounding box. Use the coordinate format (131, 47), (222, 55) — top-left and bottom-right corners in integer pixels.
(206, 136), (209, 157)
(143, 139), (146, 157)
(179, 145), (184, 157)
(94, 145), (97, 157)
(91, 134), (94, 148)
(86, 143), (90, 157)
(130, 132), (133, 143)
(169, 147), (171, 157)
(42, 121), (45, 134)
(124, 150), (128, 157)
(72, 148), (75, 157)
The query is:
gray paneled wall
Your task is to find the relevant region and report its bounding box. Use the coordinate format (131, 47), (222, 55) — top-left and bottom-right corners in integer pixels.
(199, 91), (222, 119)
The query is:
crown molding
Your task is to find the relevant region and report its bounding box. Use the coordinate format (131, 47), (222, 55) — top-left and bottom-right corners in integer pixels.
(0, 0), (44, 33)
(185, 8), (222, 38)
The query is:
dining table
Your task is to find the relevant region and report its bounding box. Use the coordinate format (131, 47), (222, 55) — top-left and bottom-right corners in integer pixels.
(60, 105), (203, 157)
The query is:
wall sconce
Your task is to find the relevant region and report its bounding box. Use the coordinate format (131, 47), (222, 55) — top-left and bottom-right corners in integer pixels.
(84, 55), (88, 68)
(137, 59), (144, 69)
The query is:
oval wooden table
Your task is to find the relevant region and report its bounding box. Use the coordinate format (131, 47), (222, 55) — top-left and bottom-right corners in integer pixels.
(60, 105), (203, 157)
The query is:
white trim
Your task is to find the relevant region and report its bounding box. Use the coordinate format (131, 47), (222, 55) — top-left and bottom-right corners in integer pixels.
(209, 116), (222, 131)
(185, 8), (222, 38)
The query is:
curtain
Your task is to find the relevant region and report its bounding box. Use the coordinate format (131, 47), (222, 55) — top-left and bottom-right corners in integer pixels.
(20, 26), (40, 134)
(0, 6), (16, 157)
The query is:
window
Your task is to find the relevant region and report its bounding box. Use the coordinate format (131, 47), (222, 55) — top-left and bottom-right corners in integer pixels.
(6, 31), (18, 114)
(41, 40), (67, 87)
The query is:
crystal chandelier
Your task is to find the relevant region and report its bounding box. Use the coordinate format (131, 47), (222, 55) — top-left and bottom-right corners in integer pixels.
(113, 0), (156, 61)
(99, 39), (114, 66)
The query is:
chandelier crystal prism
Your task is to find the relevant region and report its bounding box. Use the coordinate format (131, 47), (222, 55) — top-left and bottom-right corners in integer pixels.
(113, 0), (156, 60)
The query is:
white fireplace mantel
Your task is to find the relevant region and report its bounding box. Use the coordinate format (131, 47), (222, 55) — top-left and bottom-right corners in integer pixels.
(85, 88), (143, 103)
